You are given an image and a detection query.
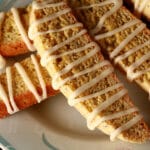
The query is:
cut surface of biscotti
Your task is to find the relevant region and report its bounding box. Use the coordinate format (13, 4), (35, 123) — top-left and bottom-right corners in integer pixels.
(29, 0), (150, 143)
(67, 0), (150, 99)
(0, 6), (34, 57)
(0, 54), (58, 118)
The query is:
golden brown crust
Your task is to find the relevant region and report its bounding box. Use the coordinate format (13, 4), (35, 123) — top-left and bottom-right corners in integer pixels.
(0, 41), (28, 57)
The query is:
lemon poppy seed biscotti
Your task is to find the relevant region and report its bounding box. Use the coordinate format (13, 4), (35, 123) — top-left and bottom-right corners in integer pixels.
(29, 0), (150, 143)
(0, 6), (34, 57)
(67, 0), (150, 99)
(0, 54), (58, 118)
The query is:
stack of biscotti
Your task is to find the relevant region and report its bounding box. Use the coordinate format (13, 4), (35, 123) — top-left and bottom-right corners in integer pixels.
(29, 0), (150, 143)
(0, 54), (58, 118)
(67, 0), (150, 98)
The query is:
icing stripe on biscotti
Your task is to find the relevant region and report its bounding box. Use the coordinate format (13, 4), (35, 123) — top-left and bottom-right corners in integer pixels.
(11, 8), (35, 51)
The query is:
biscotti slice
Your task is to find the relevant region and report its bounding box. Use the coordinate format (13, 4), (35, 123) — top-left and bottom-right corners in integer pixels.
(0, 6), (35, 57)
(0, 54), (58, 118)
(29, 0), (150, 143)
(124, 0), (150, 21)
(67, 0), (150, 99)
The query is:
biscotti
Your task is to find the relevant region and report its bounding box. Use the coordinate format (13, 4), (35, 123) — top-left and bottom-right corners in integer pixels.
(0, 54), (58, 118)
(0, 6), (34, 57)
(67, 0), (150, 99)
(29, 0), (150, 143)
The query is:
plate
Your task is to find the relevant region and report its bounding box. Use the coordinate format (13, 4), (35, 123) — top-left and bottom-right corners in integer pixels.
(0, 1), (150, 150)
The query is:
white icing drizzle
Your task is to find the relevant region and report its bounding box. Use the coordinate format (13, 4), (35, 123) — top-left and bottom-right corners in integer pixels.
(68, 68), (114, 106)
(135, 0), (149, 13)
(110, 114), (142, 141)
(0, 68), (19, 114)
(129, 68), (150, 81)
(29, 8), (71, 37)
(31, 55), (47, 99)
(76, 0), (123, 35)
(6, 67), (19, 113)
(89, 107), (138, 130)
(29, 23), (83, 40)
(54, 60), (110, 91)
(69, 82), (122, 107)
(52, 42), (99, 90)
(91, 0), (122, 35)
(0, 67), (19, 114)
(95, 19), (140, 40)
(113, 39), (150, 81)
(41, 29), (87, 66)
(110, 23), (146, 59)
(11, 8), (35, 51)
(87, 89), (127, 129)
(29, 0), (141, 141)
(115, 40), (150, 63)
(46, 41), (94, 61)
(126, 51), (150, 81)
